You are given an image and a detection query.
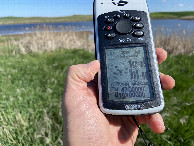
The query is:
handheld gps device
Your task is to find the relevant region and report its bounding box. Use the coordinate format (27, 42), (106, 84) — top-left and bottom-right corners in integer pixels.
(93, 0), (164, 116)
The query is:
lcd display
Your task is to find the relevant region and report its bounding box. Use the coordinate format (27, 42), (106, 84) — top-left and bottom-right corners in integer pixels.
(106, 46), (153, 102)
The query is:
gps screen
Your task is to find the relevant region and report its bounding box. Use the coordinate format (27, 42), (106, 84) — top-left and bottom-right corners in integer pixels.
(106, 46), (153, 102)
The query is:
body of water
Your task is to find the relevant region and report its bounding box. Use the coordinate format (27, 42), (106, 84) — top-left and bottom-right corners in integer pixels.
(0, 21), (93, 35)
(0, 19), (194, 36)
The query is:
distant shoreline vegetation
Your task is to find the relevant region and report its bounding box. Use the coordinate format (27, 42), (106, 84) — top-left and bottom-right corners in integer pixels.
(150, 11), (194, 20)
(0, 15), (93, 25)
(0, 11), (194, 25)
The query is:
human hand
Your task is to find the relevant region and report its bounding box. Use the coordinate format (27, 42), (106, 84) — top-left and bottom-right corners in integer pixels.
(62, 48), (175, 146)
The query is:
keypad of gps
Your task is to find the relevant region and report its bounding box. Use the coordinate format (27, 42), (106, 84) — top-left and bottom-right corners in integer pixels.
(97, 10), (149, 45)
(104, 12), (144, 38)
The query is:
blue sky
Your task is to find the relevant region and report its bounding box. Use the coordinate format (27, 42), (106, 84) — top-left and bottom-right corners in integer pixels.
(0, 0), (194, 17)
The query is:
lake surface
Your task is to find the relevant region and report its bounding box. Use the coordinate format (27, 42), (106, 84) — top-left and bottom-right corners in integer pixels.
(0, 19), (194, 36)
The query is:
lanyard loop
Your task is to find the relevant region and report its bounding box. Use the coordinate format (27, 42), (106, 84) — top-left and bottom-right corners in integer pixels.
(132, 116), (155, 146)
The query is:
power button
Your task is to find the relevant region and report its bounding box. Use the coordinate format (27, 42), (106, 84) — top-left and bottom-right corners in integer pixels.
(105, 26), (113, 31)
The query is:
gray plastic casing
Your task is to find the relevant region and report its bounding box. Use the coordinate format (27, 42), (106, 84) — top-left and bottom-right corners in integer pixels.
(94, 0), (164, 115)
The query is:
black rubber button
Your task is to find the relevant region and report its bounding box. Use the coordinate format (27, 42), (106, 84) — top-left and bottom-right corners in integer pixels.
(114, 14), (121, 19)
(133, 31), (144, 37)
(124, 13), (130, 18)
(134, 23), (144, 29)
(105, 26), (113, 31)
(132, 16), (141, 22)
(116, 20), (132, 34)
(105, 33), (116, 39)
(105, 18), (114, 23)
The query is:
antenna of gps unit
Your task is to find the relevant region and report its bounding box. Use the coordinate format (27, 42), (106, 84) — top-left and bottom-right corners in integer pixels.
(132, 116), (155, 146)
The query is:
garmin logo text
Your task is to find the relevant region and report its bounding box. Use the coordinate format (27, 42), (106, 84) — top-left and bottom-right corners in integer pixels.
(112, 0), (128, 6)
(125, 104), (141, 110)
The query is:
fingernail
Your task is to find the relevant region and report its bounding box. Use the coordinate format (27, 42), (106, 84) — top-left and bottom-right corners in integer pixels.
(87, 60), (99, 68)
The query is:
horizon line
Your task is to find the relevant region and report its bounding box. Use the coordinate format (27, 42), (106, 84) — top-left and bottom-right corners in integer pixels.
(0, 11), (194, 18)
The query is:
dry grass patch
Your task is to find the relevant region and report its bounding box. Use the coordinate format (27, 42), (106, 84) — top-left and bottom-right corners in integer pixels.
(154, 31), (194, 56)
(181, 16), (194, 20)
(2, 26), (194, 56)
(7, 26), (94, 54)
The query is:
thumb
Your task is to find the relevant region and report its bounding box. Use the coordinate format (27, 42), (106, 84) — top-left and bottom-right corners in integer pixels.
(65, 60), (100, 90)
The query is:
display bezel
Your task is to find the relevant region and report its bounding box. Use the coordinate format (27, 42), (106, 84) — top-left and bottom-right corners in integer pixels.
(100, 44), (157, 110)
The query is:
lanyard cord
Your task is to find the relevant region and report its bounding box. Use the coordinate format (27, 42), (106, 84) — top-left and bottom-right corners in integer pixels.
(132, 116), (155, 146)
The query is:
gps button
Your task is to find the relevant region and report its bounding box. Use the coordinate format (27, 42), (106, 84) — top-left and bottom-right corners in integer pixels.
(115, 14), (121, 19)
(133, 31), (144, 37)
(116, 20), (132, 34)
(124, 13), (130, 18)
(132, 16), (141, 22)
(105, 26), (113, 31)
(134, 23), (144, 29)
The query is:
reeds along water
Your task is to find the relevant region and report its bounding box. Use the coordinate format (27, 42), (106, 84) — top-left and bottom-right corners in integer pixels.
(9, 25), (95, 54)
(154, 28), (194, 56)
(8, 25), (194, 55)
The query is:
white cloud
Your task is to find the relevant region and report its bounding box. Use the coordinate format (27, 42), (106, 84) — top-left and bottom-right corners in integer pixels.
(178, 3), (184, 7)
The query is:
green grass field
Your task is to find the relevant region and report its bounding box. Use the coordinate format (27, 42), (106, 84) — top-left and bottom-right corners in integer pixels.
(0, 11), (194, 25)
(0, 49), (95, 145)
(141, 55), (194, 145)
(0, 47), (193, 145)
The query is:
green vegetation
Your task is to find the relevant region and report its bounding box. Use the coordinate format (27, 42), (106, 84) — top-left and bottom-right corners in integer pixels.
(0, 11), (194, 25)
(0, 15), (93, 25)
(0, 49), (95, 145)
(0, 46), (193, 145)
(0, 27), (193, 145)
(0, 36), (19, 55)
(139, 55), (194, 145)
(150, 11), (194, 20)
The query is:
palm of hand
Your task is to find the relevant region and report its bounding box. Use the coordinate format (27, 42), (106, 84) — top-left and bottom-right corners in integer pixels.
(87, 83), (139, 146)
(63, 48), (175, 146)
(64, 82), (139, 146)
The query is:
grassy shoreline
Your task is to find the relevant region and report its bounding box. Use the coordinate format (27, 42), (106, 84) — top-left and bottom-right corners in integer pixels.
(0, 27), (193, 145)
(150, 11), (194, 20)
(0, 27), (193, 55)
(0, 11), (194, 25)
(0, 15), (93, 25)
